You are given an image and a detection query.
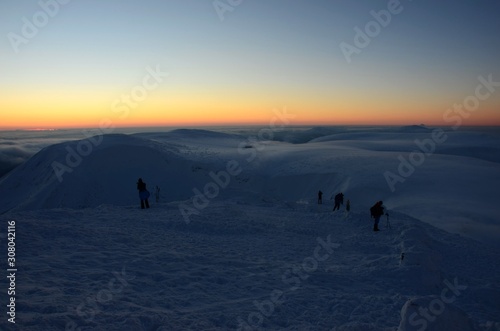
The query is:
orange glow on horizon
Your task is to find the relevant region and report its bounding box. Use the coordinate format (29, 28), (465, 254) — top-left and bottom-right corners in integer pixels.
(1, 87), (499, 129)
(2, 110), (499, 130)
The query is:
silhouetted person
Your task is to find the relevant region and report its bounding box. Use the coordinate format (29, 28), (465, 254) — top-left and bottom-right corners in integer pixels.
(370, 200), (385, 231)
(333, 192), (344, 211)
(318, 190), (323, 204)
(137, 178), (150, 209)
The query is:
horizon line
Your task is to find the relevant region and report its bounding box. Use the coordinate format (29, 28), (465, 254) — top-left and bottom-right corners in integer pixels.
(2, 123), (500, 132)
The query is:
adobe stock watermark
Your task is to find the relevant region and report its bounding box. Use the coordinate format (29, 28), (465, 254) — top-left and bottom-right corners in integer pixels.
(442, 74), (500, 129)
(179, 107), (295, 224)
(213, 0), (243, 21)
(340, 0), (411, 64)
(110, 65), (168, 120)
(65, 266), (135, 331)
(237, 235), (340, 330)
(384, 74), (500, 192)
(51, 65), (168, 183)
(407, 278), (467, 330)
(7, 0), (72, 54)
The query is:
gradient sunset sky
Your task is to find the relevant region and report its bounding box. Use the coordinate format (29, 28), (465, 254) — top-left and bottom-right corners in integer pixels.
(1, 0), (499, 129)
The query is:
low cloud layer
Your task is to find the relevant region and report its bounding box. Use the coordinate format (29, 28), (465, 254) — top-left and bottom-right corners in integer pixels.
(0, 142), (40, 178)
(0, 131), (80, 178)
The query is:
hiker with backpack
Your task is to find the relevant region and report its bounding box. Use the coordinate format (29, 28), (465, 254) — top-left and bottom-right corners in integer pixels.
(137, 178), (150, 209)
(370, 201), (386, 231)
(333, 192), (344, 211)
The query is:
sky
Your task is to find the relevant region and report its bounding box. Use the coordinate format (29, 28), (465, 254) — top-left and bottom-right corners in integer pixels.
(1, 0), (499, 129)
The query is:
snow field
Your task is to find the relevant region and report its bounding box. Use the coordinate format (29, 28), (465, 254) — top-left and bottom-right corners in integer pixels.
(2, 198), (498, 330)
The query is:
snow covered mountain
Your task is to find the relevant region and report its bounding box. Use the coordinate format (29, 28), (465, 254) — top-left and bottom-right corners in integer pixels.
(0, 128), (499, 330)
(1, 128), (499, 244)
(0, 134), (211, 213)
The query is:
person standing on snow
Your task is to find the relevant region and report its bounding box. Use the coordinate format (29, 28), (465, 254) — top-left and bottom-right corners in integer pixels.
(137, 178), (150, 209)
(333, 192), (344, 211)
(370, 200), (386, 231)
(318, 190), (323, 204)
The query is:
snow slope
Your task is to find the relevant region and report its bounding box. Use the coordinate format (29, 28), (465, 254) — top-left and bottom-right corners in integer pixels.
(1, 200), (499, 330)
(0, 134), (214, 213)
(0, 127), (499, 330)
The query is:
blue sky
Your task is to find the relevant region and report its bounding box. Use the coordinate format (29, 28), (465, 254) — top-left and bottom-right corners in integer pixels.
(1, 0), (499, 128)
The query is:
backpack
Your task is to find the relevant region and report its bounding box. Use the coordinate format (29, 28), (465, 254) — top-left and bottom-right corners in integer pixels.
(335, 193), (342, 202)
(370, 203), (383, 217)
